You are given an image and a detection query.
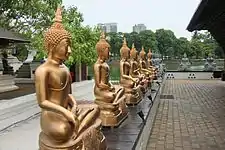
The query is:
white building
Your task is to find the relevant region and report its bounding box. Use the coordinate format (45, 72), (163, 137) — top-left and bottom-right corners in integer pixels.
(97, 23), (117, 33)
(133, 24), (147, 33)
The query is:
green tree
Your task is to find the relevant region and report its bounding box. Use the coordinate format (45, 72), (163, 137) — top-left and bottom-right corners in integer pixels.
(190, 39), (203, 59)
(129, 32), (142, 51)
(107, 32), (123, 59)
(62, 6), (101, 66)
(139, 30), (158, 53)
(174, 37), (191, 58)
(0, 0), (61, 32)
(155, 29), (176, 58)
(191, 31), (218, 58)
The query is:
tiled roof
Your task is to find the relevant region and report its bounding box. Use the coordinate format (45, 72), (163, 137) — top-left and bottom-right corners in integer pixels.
(0, 27), (30, 43)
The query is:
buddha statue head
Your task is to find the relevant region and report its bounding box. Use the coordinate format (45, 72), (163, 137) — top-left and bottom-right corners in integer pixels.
(95, 32), (110, 61)
(140, 46), (146, 60)
(130, 43), (138, 60)
(120, 36), (130, 60)
(44, 7), (72, 62)
(147, 49), (152, 59)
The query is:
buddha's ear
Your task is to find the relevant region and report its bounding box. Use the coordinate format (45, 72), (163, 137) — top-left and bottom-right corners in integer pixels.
(47, 43), (55, 55)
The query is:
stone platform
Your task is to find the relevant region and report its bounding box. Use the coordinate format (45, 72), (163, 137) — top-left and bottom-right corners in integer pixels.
(147, 80), (225, 150)
(0, 75), (19, 93)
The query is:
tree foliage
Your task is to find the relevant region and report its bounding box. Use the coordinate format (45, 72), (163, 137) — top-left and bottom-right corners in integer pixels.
(105, 30), (221, 59)
(0, 0), (61, 33)
(155, 29), (176, 57)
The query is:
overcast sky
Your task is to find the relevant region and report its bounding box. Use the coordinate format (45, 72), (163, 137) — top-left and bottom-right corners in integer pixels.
(63, 0), (201, 39)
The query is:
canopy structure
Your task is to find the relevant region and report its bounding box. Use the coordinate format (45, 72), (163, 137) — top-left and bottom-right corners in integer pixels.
(187, 0), (225, 49)
(0, 27), (30, 47)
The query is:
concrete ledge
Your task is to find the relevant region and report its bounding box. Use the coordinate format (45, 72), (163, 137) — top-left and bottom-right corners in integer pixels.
(166, 72), (214, 79)
(135, 77), (166, 150)
(0, 85), (19, 93)
(14, 78), (34, 84)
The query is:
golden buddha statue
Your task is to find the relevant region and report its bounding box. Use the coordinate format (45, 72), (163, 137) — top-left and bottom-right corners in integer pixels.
(35, 7), (106, 150)
(119, 37), (142, 105)
(139, 46), (153, 82)
(147, 49), (153, 67)
(93, 32), (128, 127)
(130, 43), (148, 93)
(147, 49), (157, 79)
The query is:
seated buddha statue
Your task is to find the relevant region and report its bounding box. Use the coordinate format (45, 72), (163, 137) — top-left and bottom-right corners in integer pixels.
(147, 49), (158, 80)
(129, 43), (149, 93)
(119, 37), (142, 105)
(139, 47), (154, 83)
(93, 32), (128, 127)
(35, 7), (106, 150)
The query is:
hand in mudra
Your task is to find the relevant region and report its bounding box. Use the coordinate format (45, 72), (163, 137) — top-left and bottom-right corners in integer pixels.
(135, 79), (139, 84)
(72, 105), (94, 122)
(109, 86), (115, 92)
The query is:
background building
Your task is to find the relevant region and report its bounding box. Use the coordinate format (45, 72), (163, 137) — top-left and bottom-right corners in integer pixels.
(97, 23), (117, 33)
(133, 24), (147, 33)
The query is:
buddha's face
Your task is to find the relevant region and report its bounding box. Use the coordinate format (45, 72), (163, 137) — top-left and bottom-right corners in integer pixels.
(135, 52), (138, 60)
(130, 51), (135, 60)
(102, 46), (110, 60)
(53, 38), (71, 61)
(127, 50), (130, 59)
(141, 54), (145, 60)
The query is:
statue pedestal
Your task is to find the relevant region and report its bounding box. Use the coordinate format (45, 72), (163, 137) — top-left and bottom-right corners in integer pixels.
(123, 85), (143, 105)
(0, 75), (19, 93)
(95, 100), (128, 127)
(125, 93), (142, 105)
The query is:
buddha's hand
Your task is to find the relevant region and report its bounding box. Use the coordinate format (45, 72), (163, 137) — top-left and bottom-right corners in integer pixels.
(66, 110), (80, 135)
(66, 110), (79, 126)
(75, 107), (94, 126)
(109, 86), (115, 91)
(135, 78), (139, 84)
(71, 105), (78, 115)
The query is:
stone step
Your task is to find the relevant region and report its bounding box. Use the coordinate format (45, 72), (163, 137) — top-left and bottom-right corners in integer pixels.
(15, 63), (31, 78)
(0, 85), (19, 93)
(0, 75), (14, 81)
(0, 82), (15, 87)
(14, 78), (34, 84)
(0, 75), (18, 93)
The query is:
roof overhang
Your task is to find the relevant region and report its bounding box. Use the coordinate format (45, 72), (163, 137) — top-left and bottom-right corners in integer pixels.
(187, 0), (225, 49)
(187, 0), (225, 31)
(0, 28), (30, 45)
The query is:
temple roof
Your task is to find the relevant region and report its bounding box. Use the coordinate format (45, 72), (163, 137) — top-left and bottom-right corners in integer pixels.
(187, 0), (225, 49)
(187, 0), (225, 31)
(0, 28), (30, 44)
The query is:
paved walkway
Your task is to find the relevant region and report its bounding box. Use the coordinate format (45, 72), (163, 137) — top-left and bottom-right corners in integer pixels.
(147, 80), (225, 150)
